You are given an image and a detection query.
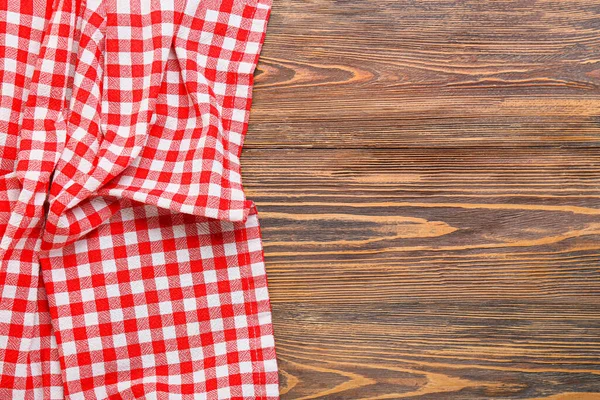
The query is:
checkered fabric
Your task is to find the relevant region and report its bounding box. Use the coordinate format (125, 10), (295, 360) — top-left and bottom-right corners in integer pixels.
(0, 0), (277, 398)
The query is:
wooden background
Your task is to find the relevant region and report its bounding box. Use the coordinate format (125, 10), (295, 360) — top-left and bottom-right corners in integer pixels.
(242, 1), (600, 398)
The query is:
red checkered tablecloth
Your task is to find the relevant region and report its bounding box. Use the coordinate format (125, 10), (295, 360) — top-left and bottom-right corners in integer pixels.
(0, 0), (278, 398)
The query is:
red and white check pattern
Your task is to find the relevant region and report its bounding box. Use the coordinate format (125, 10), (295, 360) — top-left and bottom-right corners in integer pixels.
(0, 0), (277, 398)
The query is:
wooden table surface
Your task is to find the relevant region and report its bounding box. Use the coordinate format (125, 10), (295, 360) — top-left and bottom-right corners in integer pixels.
(242, 1), (600, 398)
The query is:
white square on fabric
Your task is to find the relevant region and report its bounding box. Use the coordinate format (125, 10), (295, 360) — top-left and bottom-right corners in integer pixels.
(205, 9), (219, 22)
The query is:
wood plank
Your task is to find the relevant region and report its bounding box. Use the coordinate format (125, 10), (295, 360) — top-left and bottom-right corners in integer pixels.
(246, 0), (600, 149)
(240, 148), (600, 397)
(243, 148), (600, 304)
(273, 303), (600, 399)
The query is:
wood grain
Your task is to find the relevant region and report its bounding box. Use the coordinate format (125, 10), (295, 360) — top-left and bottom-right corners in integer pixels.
(242, 0), (600, 398)
(247, 0), (600, 149)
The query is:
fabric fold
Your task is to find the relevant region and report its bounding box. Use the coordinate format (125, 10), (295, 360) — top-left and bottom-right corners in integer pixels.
(33, 0), (272, 251)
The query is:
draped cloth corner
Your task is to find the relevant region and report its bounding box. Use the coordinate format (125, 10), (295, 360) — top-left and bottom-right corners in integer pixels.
(0, 0), (278, 398)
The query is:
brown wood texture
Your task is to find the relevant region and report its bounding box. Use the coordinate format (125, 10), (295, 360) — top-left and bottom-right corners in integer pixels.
(242, 0), (600, 398)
